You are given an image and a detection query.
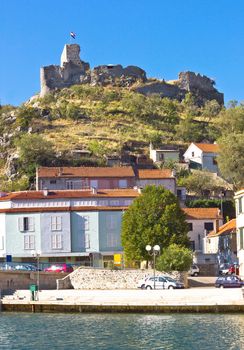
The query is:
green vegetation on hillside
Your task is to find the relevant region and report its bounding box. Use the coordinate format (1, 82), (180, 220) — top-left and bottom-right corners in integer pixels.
(0, 84), (243, 189)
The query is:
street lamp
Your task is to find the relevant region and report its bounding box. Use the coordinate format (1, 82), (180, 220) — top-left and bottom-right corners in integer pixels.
(31, 250), (41, 300)
(146, 244), (160, 289)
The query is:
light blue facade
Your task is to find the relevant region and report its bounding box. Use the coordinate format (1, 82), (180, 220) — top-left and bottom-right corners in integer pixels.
(99, 211), (123, 252)
(5, 213), (41, 258)
(0, 209), (124, 260)
(71, 211), (99, 253)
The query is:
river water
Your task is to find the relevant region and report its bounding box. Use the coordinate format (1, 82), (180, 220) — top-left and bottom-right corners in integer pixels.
(0, 313), (243, 350)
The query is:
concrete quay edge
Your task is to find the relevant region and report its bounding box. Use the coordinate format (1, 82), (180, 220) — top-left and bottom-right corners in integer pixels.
(2, 301), (244, 314)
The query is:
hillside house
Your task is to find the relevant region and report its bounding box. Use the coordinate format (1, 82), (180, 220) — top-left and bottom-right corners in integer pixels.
(183, 143), (219, 173)
(235, 189), (244, 277)
(149, 144), (180, 163)
(204, 219), (237, 265)
(136, 169), (176, 194)
(36, 167), (136, 190)
(183, 208), (223, 252)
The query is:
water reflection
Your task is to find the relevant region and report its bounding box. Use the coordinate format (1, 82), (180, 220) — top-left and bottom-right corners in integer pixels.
(0, 313), (244, 350)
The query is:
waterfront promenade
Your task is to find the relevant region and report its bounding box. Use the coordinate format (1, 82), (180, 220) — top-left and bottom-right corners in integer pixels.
(2, 288), (244, 313)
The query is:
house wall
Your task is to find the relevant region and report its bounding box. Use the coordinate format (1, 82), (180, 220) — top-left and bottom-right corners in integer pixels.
(71, 211), (99, 253)
(202, 153), (218, 173)
(150, 150), (179, 163)
(236, 191), (244, 277)
(0, 213), (6, 256)
(183, 143), (203, 166)
(136, 179), (176, 193)
(5, 213), (41, 258)
(40, 212), (71, 254)
(187, 219), (221, 252)
(99, 211), (123, 253)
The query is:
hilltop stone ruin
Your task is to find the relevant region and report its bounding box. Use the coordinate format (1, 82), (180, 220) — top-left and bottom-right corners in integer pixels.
(40, 44), (224, 105)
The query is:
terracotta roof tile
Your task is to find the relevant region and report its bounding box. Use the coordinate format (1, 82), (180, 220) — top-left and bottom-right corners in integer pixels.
(137, 169), (173, 179)
(0, 206), (127, 214)
(193, 143), (220, 153)
(183, 207), (221, 219)
(208, 219), (236, 237)
(0, 189), (139, 201)
(37, 166), (135, 178)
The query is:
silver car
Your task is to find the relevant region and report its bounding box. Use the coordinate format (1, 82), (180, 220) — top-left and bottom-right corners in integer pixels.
(143, 276), (184, 290)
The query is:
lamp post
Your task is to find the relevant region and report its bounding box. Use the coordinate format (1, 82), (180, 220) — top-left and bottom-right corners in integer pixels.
(145, 244), (160, 289)
(31, 250), (41, 300)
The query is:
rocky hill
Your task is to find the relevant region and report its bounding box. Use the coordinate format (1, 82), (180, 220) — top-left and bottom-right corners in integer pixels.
(0, 43), (226, 190)
(41, 44), (224, 107)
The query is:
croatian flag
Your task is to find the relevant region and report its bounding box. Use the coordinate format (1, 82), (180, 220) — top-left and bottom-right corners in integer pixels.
(70, 32), (76, 39)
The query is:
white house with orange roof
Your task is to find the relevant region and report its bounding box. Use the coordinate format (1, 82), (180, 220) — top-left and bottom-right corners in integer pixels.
(183, 208), (223, 252)
(234, 189), (244, 277)
(204, 219), (237, 265)
(183, 143), (220, 173)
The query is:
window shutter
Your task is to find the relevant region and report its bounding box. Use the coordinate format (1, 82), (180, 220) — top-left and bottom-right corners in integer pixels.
(28, 217), (35, 231)
(18, 217), (24, 232)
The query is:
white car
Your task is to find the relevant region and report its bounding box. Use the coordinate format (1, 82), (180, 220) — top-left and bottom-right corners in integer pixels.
(139, 276), (184, 290)
(188, 265), (200, 276)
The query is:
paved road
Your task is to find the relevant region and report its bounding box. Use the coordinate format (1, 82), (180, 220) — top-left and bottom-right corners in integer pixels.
(188, 276), (216, 288)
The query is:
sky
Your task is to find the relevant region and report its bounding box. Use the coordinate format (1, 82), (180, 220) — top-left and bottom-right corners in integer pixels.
(1, 0), (244, 106)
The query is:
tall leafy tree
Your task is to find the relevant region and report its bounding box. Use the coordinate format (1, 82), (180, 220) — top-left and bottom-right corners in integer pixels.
(121, 185), (189, 262)
(217, 133), (244, 189)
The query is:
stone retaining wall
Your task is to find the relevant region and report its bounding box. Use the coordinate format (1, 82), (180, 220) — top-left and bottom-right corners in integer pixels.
(0, 271), (68, 291)
(57, 268), (187, 290)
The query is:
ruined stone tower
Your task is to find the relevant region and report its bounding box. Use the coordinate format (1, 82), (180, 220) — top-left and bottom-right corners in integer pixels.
(40, 44), (90, 96)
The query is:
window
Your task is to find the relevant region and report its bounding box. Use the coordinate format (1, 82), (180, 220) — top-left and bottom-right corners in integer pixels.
(106, 232), (120, 248)
(189, 241), (195, 251)
(191, 152), (194, 157)
(24, 235), (35, 250)
(90, 180), (98, 188)
(51, 216), (62, 231)
(18, 217), (35, 232)
(188, 223), (193, 231)
(81, 216), (89, 231)
(238, 197), (243, 214)
(0, 236), (4, 250)
(50, 180), (56, 184)
(106, 215), (117, 229)
(240, 227), (244, 250)
(51, 234), (63, 249)
(204, 222), (214, 232)
(66, 181), (73, 189)
(85, 234), (90, 249)
(118, 179), (127, 188)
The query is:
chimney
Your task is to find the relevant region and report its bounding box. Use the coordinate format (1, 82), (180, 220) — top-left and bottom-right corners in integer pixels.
(137, 187), (142, 194)
(58, 167), (63, 176)
(171, 169), (176, 177)
(43, 189), (49, 197)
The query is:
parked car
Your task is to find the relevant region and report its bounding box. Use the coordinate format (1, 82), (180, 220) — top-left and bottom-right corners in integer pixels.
(15, 264), (38, 271)
(219, 263), (239, 276)
(188, 265), (200, 276)
(137, 275), (152, 289)
(215, 275), (243, 288)
(44, 264), (73, 273)
(142, 276), (184, 290)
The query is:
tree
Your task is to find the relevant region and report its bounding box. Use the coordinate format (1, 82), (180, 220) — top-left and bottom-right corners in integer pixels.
(181, 170), (215, 197)
(156, 244), (193, 272)
(121, 185), (189, 262)
(15, 134), (56, 177)
(217, 133), (244, 189)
